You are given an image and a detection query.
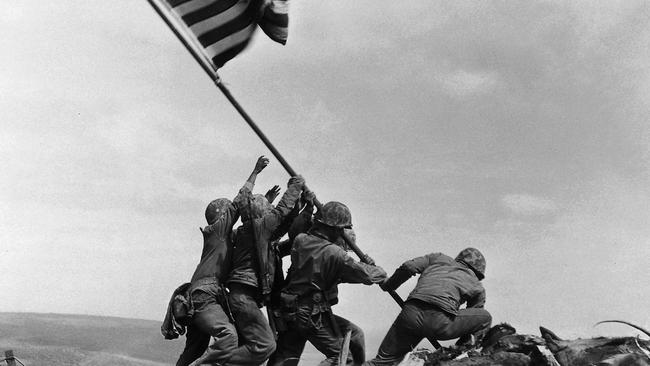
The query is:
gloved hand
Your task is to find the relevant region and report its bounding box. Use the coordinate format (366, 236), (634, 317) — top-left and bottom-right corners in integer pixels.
(301, 189), (316, 205)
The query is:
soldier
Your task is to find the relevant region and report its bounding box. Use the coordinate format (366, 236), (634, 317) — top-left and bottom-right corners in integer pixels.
(269, 201), (387, 366)
(224, 172), (306, 365)
(364, 248), (492, 366)
(176, 156), (269, 366)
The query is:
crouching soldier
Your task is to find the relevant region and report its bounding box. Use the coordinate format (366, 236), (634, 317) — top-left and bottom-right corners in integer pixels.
(268, 201), (387, 366)
(225, 173), (306, 365)
(176, 156), (270, 366)
(364, 248), (492, 366)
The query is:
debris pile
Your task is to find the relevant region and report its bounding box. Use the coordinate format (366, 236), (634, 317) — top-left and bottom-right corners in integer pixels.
(398, 321), (650, 366)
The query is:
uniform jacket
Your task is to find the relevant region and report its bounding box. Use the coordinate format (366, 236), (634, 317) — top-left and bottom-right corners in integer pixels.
(228, 180), (303, 298)
(382, 252), (485, 316)
(282, 231), (387, 305)
(189, 182), (252, 288)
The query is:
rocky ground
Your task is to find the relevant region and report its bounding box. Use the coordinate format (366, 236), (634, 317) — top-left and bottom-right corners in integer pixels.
(398, 322), (650, 366)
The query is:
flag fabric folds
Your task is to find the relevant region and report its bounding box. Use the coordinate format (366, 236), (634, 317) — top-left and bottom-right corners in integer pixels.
(163, 0), (289, 69)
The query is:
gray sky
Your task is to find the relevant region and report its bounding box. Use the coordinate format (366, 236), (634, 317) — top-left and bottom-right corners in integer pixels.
(2, 0), (650, 348)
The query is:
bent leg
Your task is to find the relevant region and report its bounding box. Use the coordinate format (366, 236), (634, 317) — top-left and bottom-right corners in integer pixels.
(333, 315), (365, 365)
(267, 328), (307, 366)
(192, 300), (238, 364)
(364, 304), (424, 366)
(425, 307), (492, 342)
(226, 289), (276, 365)
(176, 324), (210, 366)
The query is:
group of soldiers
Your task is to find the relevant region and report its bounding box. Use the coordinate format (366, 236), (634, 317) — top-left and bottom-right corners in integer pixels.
(169, 156), (493, 366)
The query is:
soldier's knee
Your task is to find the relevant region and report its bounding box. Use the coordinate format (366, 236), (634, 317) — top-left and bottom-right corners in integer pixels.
(481, 311), (493, 327)
(212, 332), (238, 351)
(262, 340), (277, 360)
(250, 339), (276, 363)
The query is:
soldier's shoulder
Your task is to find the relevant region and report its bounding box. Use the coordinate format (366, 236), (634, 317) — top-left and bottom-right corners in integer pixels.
(323, 242), (348, 259)
(292, 233), (319, 248)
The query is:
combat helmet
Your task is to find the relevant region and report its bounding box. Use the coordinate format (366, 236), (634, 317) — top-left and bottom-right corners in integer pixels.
(205, 198), (234, 225)
(240, 194), (274, 221)
(316, 201), (352, 228)
(455, 247), (486, 280)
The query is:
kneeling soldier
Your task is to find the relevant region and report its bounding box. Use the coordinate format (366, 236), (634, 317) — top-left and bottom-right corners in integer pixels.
(364, 248), (492, 366)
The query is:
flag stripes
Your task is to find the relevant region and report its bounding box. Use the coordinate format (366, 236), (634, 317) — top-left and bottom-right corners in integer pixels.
(162, 0), (288, 69)
(258, 0), (288, 44)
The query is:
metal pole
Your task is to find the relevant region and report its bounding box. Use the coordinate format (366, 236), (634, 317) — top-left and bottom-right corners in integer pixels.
(341, 232), (443, 349)
(147, 0), (321, 202)
(146, 0), (217, 82)
(213, 81), (298, 177)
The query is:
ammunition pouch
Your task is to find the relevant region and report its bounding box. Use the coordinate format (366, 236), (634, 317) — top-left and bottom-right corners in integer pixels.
(277, 291), (333, 331)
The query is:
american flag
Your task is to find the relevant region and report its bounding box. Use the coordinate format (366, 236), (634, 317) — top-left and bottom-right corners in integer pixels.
(163, 0), (289, 69)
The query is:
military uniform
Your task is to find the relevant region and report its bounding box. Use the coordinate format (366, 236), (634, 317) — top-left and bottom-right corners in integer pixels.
(364, 250), (492, 366)
(225, 177), (304, 365)
(175, 184), (252, 366)
(268, 230), (387, 366)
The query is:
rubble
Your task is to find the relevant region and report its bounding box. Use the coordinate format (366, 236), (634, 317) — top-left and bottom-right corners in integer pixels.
(396, 323), (650, 366)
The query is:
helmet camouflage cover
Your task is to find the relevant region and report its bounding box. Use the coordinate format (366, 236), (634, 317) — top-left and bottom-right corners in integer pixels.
(316, 201), (352, 228)
(455, 247), (486, 280)
(205, 198), (234, 225)
(240, 194), (274, 221)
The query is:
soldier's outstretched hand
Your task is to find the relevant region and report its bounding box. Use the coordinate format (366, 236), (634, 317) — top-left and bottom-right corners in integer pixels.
(302, 189), (316, 205)
(265, 185), (281, 204)
(254, 155), (270, 174)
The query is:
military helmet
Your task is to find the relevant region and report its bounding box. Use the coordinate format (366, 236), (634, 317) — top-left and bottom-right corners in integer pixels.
(316, 201), (352, 228)
(205, 198), (234, 225)
(241, 194), (274, 221)
(455, 247), (486, 280)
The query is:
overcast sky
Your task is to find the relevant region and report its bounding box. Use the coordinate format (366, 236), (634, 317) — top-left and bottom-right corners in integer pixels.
(2, 0), (650, 352)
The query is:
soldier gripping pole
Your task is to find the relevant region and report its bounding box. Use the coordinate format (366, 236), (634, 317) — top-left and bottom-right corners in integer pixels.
(148, 0), (441, 348)
(342, 231), (443, 350)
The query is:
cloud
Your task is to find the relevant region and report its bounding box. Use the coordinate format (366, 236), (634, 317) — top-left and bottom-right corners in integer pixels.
(439, 69), (499, 97)
(501, 193), (558, 215)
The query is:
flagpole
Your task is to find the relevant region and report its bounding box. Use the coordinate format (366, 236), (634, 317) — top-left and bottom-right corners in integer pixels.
(147, 1), (431, 337)
(146, 0), (218, 82)
(146, 0), (302, 178)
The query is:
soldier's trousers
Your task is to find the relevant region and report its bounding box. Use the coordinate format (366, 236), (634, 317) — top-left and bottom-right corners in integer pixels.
(226, 284), (276, 365)
(363, 299), (492, 366)
(268, 306), (365, 366)
(176, 289), (238, 366)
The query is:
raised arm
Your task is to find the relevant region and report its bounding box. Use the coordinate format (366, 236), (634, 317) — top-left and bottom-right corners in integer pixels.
(234, 155), (270, 210)
(246, 155), (269, 188)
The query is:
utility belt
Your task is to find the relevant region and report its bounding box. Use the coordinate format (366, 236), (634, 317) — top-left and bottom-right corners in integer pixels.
(272, 291), (339, 335)
(279, 291), (331, 311)
(173, 280), (234, 325)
